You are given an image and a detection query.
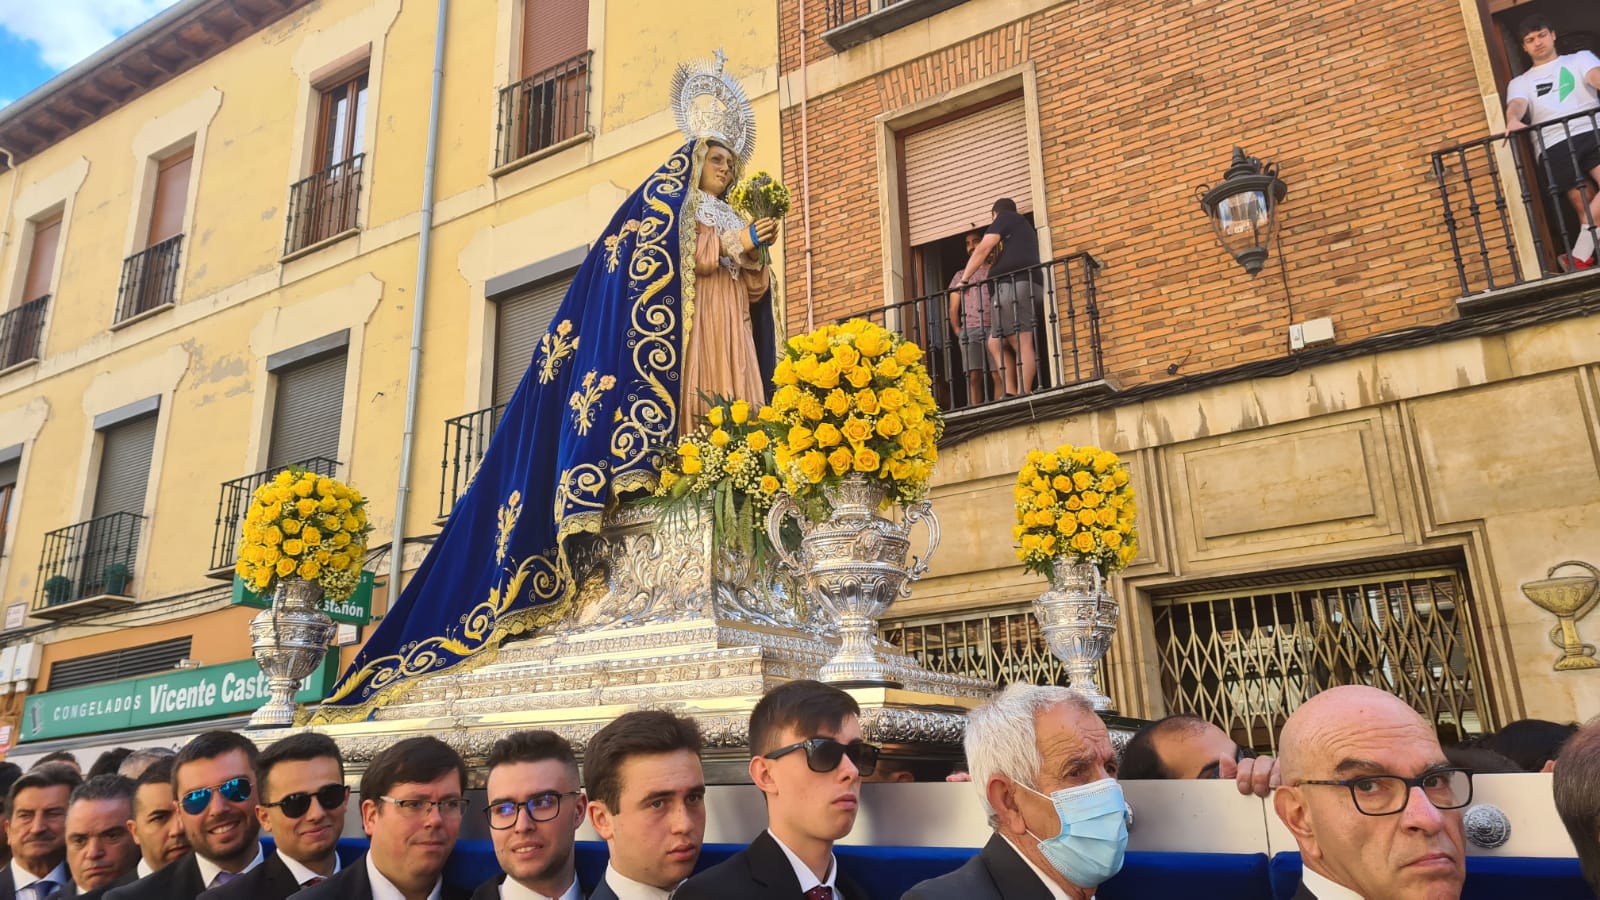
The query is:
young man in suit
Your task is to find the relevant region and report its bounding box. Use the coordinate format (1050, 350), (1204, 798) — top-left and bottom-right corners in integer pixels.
(472, 731), (585, 900)
(106, 731), (263, 900)
(196, 733), (349, 900)
(584, 710), (706, 900)
(1273, 686), (1468, 900)
(124, 760), (188, 880)
(63, 775), (140, 898)
(1, 763), (82, 899)
(902, 684), (1127, 900)
(675, 680), (875, 900)
(294, 736), (472, 900)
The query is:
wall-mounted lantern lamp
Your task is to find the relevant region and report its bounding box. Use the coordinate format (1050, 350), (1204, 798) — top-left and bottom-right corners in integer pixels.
(1198, 148), (1288, 276)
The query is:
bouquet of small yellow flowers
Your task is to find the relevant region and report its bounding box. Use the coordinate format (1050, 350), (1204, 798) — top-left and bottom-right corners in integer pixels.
(236, 469), (371, 601)
(729, 171), (791, 266)
(654, 397), (789, 560)
(1013, 444), (1137, 578)
(769, 319), (942, 506)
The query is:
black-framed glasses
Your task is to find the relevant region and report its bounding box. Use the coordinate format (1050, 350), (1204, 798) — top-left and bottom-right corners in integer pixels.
(180, 777), (253, 815)
(378, 796), (472, 820)
(1198, 744), (1258, 780)
(485, 791), (583, 829)
(260, 784), (349, 819)
(764, 737), (880, 777)
(1300, 767), (1473, 816)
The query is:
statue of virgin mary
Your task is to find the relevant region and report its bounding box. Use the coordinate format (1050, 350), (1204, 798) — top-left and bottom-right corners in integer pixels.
(312, 54), (778, 723)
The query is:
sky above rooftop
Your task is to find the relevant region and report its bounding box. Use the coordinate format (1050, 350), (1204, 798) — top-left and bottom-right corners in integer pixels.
(0, 1), (182, 109)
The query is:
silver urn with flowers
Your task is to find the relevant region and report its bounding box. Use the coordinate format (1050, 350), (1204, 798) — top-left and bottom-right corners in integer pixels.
(234, 468), (371, 727)
(1014, 444), (1139, 711)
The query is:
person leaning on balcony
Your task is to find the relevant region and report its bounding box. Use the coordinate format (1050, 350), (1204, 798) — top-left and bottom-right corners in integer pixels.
(1552, 720), (1600, 897)
(1272, 685), (1468, 900)
(955, 199), (1040, 398)
(947, 230), (1002, 406)
(1504, 14), (1600, 271)
(1118, 714), (1281, 798)
(902, 683), (1128, 900)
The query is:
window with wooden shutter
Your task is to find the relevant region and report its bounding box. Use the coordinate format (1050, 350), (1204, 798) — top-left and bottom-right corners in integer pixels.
(147, 149), (192, 247)
(268, 350), (348, 469)
(902, 96), (1032, 248)
(522, 0), (588, 79)
(493, 278), (569, 407)
(22, 217), (60, 303)
(93, 414), (159, 520)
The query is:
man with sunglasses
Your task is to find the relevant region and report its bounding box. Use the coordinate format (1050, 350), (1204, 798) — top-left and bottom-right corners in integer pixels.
(295, 736), (472, 900)
(471, 731), (586, 900)
(107, 732), (263, 900)
(195, 734), (348, 900)
(1273, 685), (1469, 900)
(676, 680), (873, 900)
(584, 710), (706, 900)
(1119, 714), (1281, 798)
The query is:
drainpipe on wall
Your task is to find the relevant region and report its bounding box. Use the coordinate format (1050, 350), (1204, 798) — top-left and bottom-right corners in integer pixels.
(388, 0), (450, 613)
(797, 0), (815, 331)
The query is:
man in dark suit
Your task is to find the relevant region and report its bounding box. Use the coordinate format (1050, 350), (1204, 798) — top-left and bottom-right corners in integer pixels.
(124, 759), (188, 881)
(63, 775), (139, 898)
(197, 733), (349, 900)
(584, 711), (706, 900)
(294, 736), (472, 900)
(675, 681), (873, 900)
(902, 684), (1127, 900)
(1273, 685), (1468, 900)
(106, 732), (264, 900)
(471, 732), (585, 900)
(1, 763), (82, 899)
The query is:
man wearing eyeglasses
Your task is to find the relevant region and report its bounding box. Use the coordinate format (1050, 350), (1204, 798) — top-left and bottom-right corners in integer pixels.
(1273, 685), (1469, 900)
(295, 735), (472, 900)
(471, 731), (586, 900)
(1118, 714), (1281, 798)
(1, 763), (81, 900)
(676, 680), (873, 900)
(195, 734), (348, 900)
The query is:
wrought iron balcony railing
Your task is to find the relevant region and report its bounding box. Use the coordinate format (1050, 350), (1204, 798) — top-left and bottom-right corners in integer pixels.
(824, 0), (969, 47)
(34, 511), (146, 614)
(0, 296), (48, 370)
(841, 253), (1103, 415)
(209, 457), (341, 573)
(284, 153), (364, 256)
(438, 404), (506, 518)
(115, 236), (182, 323)
(495, 51), (592, 169)
(1431, 108), (1600, 298)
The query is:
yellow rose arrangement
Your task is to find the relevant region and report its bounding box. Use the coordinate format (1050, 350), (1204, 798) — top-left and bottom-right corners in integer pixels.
(653, 397), (789, 560)
(1012, 444), (1137, 577)
(769, 319), (942, 506)
(235, 469), (371, 601)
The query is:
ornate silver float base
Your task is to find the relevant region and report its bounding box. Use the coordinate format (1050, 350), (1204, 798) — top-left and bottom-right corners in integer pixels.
(249, 579), (337, 728)
(1033, 558), (1120, 712)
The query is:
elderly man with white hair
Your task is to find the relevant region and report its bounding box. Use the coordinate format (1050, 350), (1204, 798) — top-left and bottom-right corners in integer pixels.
(902, 683), (1127, 900)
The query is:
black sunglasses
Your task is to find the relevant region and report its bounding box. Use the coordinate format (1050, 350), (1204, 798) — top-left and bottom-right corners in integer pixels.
(764, 737), (880, 777)
(180, 777), (253, 815)
(260, 784), (349, 819)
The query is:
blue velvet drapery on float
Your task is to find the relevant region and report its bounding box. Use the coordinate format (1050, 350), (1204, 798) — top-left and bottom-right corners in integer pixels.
(312, 140), (776, 723)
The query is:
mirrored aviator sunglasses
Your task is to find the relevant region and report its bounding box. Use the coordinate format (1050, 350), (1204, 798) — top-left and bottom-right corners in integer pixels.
(181, 777), (253, 815)
(262, 784), (349, 819)
(765, 737), (881, 777)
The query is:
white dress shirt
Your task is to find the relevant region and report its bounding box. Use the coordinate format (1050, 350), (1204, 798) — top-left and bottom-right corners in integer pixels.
(1298, 867), (1367, 900)
(195, 845), (264, 890)
(277, 850), (341, 887)
(10, 859), (68, 897)
(769, 829), (839, 900)
(999, 835), (1082, 900)
(136, 859), (153, 879)
(367, 853), (443, 900)
(601, 864), (674, 900)
(499, 874), (581, 900)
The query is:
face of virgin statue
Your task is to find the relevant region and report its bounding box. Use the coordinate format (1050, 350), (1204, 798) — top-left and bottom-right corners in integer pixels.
(699, 145), (735, 196)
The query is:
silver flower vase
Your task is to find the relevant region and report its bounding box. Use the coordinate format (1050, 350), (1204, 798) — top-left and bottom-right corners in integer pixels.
(767, 474), (940, 687)
(249, 578), (337, 727)
(1033, 558), (1120, 710)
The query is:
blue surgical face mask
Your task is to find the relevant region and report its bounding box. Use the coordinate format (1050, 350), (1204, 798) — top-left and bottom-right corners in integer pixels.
(1022, 777), (1130, 888)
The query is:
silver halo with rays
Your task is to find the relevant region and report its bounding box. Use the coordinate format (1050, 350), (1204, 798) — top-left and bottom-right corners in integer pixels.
(671, 49), (755, 165)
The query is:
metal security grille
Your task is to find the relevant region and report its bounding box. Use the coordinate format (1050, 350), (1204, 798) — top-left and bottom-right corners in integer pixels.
(46, 636), (192, 691)
(493, 278), (568, 407)
(1152, 568), (1490, 752)
(881, 603), (1116, 697)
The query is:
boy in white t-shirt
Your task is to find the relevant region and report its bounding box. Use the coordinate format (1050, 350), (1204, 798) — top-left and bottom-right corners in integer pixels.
(1505, 15), (1600, 269)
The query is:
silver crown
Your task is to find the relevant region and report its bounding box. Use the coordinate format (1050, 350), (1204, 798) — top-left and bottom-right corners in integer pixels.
(670, 49), (755, 165)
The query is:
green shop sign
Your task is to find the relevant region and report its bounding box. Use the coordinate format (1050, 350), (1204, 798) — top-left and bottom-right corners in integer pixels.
(20, 655), (338, 742)
(229, 571), (375, 625)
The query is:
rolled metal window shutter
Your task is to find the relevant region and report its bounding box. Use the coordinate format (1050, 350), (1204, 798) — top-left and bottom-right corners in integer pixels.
(46, 636), (193, 691)
(269, 351), (348, 469)
(523, 0), (589, 78)
(147, 149), (193, 246)
(93, 414), (158, 519)
(903, 98), (1032, 247)
(23, 218), (60, 303)
(493, 279), (568, 407)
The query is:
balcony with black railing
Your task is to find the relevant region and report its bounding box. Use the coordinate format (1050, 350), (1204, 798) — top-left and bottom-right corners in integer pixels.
(209, 457), (341, 574)
(115, 236), (182, 324)
(495, 52), (592, 170)
(841, 253), (1107, 418)
(284, 153), (365, 257)
(1431, 108), (1600, 304)
(0, 296), (48, 371)
(823, 0), (969, 50)
(438, 404), (505, 519)
(34, 511), (146, 618)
